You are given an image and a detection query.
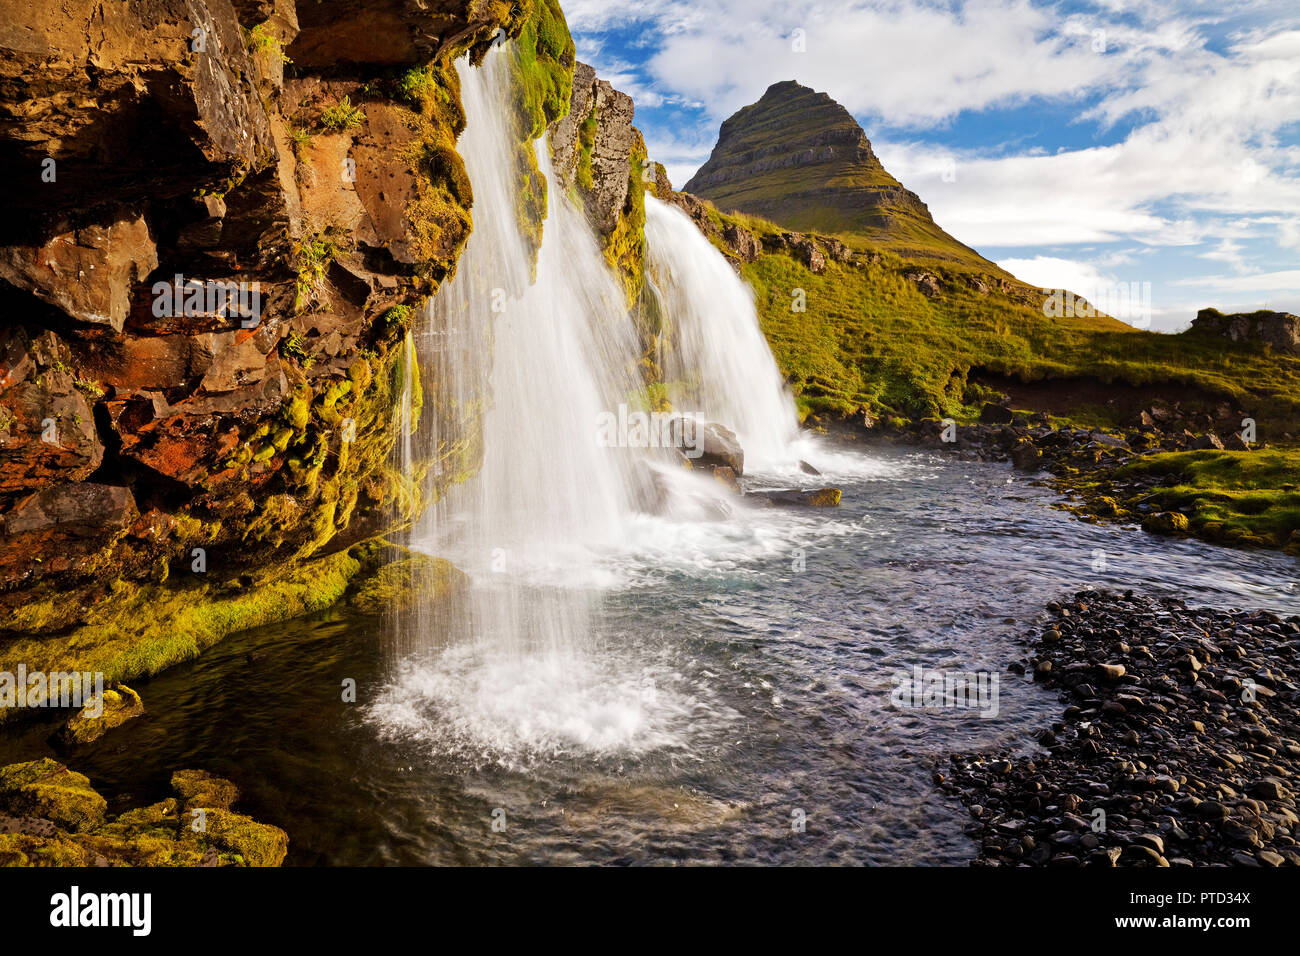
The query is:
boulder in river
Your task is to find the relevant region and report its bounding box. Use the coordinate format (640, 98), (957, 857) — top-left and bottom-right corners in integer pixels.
(1142, 511), (1190, 535)
(746, 487), (842, 508)
(668, 418), (745, 475)
(55, 685), (145, 747)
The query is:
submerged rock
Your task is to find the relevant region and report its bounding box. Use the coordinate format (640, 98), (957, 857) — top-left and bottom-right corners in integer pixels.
(55, 685), (145, 747)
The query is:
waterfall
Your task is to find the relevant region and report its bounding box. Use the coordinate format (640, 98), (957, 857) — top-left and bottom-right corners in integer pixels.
(377, 47), (661, 761)
(376, 46), (809, 763)
(644, 195), (799, 470)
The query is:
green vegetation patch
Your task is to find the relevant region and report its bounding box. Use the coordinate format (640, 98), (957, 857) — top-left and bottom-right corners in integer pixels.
(1115, 449), (1300, 553)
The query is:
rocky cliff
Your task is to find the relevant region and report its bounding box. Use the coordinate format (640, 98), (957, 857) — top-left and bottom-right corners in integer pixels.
(684, 80), (996, 270)
(1191, 308), (1300, 356)
(0, 0), (577, 701)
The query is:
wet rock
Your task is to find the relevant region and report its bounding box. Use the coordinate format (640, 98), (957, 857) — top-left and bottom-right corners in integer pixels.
(798, 460), (821, 475)
(710, 465), (741, 494)
(746, 487), (842, 508)
(55, 686), (145, 747)
(675, 419), (745, 475)
(1012, 443), (1043, 471)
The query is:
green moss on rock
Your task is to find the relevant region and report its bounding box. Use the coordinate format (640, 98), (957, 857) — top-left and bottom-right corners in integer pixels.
(0, 760), (288, 867)
(0, 759), (106, 832)
(349, 553), (469, 614)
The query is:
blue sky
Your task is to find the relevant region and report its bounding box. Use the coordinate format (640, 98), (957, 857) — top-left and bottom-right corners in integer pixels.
(563, 0), (1300, 331)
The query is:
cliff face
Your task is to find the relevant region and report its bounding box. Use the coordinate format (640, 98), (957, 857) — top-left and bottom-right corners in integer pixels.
(0, 1), (573, 684)
(549, 61), (653, 365)
(684, 80), (996, 270)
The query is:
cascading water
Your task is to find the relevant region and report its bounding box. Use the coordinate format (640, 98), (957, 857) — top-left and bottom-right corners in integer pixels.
(644, 196), (799, 470)
(374, 46), (694, 762)
(374, 44), (816, 766)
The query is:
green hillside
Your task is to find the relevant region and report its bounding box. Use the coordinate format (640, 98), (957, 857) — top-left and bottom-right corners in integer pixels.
(679, 199), (1300, 434)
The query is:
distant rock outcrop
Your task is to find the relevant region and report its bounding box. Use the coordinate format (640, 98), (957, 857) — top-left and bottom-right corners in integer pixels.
(1191, 308), (1300, 355)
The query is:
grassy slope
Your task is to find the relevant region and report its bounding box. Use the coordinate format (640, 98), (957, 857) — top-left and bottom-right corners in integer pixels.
(1110, 450), (1300, 554)
(701, 204), (1300, 433)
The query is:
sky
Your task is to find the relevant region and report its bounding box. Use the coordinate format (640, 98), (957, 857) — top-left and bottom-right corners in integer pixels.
(563, 0), (1300, 331)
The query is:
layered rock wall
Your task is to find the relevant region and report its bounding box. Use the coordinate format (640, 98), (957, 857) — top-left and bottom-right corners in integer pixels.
(0, 0), (569, 686)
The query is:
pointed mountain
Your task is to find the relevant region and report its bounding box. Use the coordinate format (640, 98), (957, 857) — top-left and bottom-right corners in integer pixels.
(684, 80), (994, 270)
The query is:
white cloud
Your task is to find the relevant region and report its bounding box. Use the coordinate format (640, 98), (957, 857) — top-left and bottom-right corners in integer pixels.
(998, 255), (1117, 296)
(1171, 269), (1300, 292)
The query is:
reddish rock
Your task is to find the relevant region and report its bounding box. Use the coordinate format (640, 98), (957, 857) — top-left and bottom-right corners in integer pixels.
(0, 217), (157, 333)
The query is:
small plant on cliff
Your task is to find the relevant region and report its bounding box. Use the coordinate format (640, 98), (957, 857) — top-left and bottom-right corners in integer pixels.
(379, 305), (413, 336)
(395, 67), (434, 109)
(279, 331), (315, 369)
(321, 96), (365, 133)
(74, 378), (105, 400)
(293, 236), (340, 313)
(245, 23), (290, 65)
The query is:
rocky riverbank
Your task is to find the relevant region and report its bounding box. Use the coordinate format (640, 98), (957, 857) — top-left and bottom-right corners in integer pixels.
(0, 760), (287, 866)
(817, 404), (1300, 558)
(939, 589), (1300, 867)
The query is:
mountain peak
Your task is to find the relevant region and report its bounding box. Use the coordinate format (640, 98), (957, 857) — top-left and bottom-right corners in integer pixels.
(683, 82), (992, 269)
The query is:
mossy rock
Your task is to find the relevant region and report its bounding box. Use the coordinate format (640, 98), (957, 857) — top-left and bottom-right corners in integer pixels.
(807, 488), (843, 507)
(2, 549), (363, 721)
(1092, 496), (1122, 518)
(0, 761), (288, 867)
(349, 554), (469, 614)
(200, 808), (289, 867)
(57, 685), (145, 746)
(171, 770), (239, 811)
(0, 759), (106, 832)
(0, 832), (92, 867)
(1142, 511), (1190, 535)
